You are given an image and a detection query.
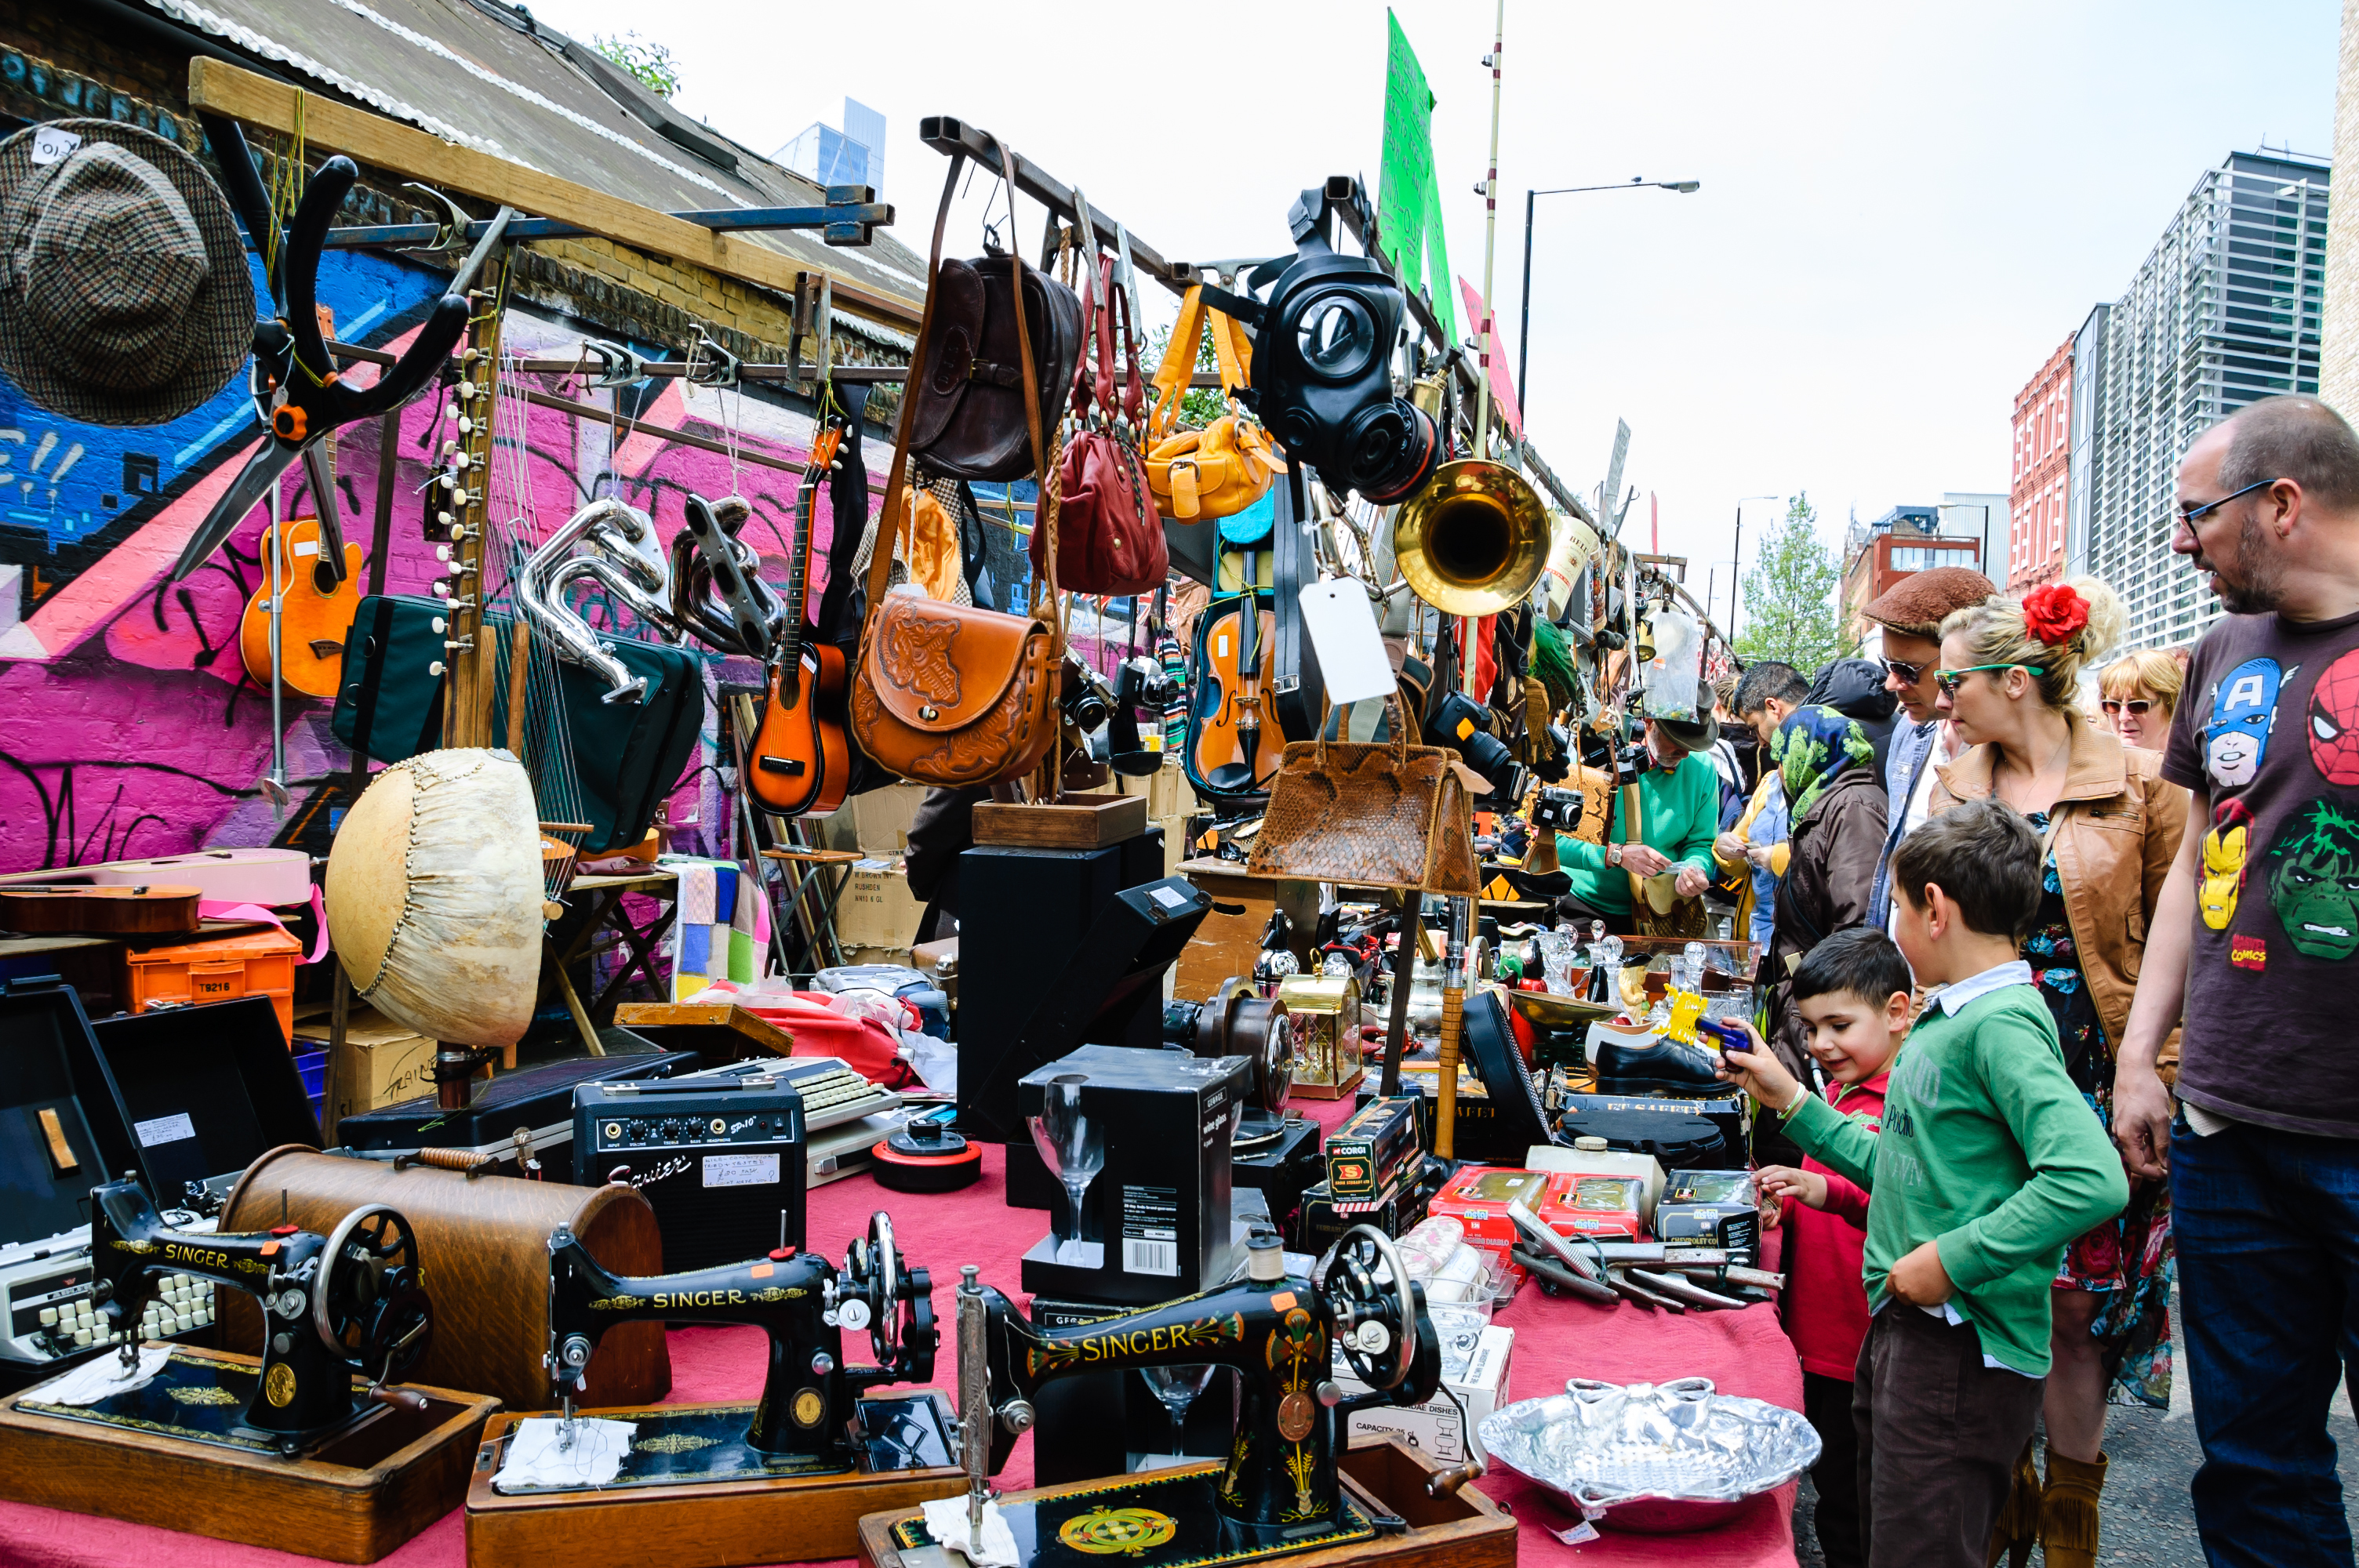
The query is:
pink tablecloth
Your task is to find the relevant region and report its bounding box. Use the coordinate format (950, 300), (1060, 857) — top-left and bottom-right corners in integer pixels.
(0, 1094), (1802, 1568)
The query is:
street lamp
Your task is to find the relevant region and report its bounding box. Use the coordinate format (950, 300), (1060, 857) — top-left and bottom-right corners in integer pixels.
(1518, 177), (1701, 408)
(1728, 494), (1779, 644)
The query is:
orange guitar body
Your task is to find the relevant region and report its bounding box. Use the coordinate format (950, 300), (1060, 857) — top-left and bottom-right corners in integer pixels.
(750, 644), (852, 817)
(239, 514), (362, 698)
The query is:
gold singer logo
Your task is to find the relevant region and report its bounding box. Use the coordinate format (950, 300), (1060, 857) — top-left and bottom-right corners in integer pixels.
(264, 1363), (297, 1408)
(1057, 1506), (1176, 1555)
(1027, 1313), (1241, 1377)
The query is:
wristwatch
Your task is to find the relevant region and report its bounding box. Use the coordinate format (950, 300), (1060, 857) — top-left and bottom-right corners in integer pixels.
(1607, 843), (1624, 868)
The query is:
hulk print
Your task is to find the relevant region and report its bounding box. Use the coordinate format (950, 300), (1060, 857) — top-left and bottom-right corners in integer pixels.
(2266, 799), (2359, 960)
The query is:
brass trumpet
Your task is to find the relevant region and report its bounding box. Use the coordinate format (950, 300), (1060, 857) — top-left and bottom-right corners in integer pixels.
(1391, 458), (1550, 617)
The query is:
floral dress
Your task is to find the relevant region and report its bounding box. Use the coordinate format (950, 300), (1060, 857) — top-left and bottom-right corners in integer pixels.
(2023, 811), (2175, 1410)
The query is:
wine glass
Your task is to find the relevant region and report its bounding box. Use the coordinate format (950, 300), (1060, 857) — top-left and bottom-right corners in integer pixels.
(1140, 1364), (1217, 1465)
(1537, 931), (1578, 996)
(1681, 940), (1707, 994)
(1028, 1075), (1105, 1264)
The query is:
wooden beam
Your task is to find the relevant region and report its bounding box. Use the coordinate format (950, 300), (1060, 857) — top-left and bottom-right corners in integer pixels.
(187, 58), (921, 331)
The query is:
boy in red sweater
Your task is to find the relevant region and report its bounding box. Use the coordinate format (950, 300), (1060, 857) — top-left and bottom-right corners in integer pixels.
(1754, 927), (1913, 1568)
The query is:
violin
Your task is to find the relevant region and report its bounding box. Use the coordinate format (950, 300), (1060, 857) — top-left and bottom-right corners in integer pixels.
(238, 512), (363, 699)
(1184, 551), (1288, 800)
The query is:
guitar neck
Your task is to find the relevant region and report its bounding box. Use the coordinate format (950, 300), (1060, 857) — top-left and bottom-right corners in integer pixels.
(442, 256), (506, 749)
(780, 462), (816, 665)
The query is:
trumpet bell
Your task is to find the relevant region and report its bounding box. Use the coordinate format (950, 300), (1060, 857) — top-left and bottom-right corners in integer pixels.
(1391, 458), (1550, 618)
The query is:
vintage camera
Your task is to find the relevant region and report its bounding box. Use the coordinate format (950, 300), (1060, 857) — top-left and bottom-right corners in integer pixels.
(1114, 655), (1183, 712)
(1060, 654), (1116, 736)
(1530, 786), (1584, 835)
(1425, 690), (1528, 804)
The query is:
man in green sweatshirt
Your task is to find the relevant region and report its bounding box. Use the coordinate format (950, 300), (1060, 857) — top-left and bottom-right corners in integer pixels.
(1720, 800), (2128, 1568)
(1554, 711), (1723, 926)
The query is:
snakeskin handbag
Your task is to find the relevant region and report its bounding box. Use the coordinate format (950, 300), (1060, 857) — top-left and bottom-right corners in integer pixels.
(1245, 699), (1481, 895)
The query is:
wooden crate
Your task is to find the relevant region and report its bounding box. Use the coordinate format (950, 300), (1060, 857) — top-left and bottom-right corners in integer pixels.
(971, 793), (1147, 849)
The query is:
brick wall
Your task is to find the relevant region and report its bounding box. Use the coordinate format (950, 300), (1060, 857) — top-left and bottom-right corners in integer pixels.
(2327, 0), (2359, 415)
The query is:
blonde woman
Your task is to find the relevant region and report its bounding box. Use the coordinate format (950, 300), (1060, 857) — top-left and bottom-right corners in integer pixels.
(2097, 649), (2183, 753)
(1929, 579), (2186, 1568)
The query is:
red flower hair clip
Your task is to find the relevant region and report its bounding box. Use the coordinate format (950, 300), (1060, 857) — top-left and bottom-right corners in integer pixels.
(2021, 583), (2089, 645)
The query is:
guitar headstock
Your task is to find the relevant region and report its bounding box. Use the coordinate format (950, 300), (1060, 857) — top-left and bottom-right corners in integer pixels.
(810, 420), (847, 473)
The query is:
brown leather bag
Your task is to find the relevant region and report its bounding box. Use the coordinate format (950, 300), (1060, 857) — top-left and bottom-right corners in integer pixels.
(1245, 699), (1481, 895)
(903, 191), (1083, 482)
(1036, 252), (1166, 595)
(852, 136), (1064, 788)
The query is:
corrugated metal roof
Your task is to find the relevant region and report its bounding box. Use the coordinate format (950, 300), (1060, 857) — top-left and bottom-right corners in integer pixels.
(136, 0), (929, 310)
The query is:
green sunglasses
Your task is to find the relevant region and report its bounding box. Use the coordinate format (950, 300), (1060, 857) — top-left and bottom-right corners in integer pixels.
(1936, 662), (2045, 696)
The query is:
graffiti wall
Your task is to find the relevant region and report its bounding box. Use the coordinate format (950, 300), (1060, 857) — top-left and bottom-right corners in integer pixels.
(0, 244), (843, 873)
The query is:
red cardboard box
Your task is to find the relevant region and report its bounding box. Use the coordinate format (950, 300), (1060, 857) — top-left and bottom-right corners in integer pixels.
(1428, 1166), (1550, 1252)
(1537, 1171), (1648, 1241)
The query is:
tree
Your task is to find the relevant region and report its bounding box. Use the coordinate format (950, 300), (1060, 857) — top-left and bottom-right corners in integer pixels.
(1133, 320), (1227, 430)
(593, 32), (681, 100)
(1734, 493), (1845, 674)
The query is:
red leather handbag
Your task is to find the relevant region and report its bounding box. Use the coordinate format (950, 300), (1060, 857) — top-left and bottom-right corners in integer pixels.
(1033, 253), (1167, 597)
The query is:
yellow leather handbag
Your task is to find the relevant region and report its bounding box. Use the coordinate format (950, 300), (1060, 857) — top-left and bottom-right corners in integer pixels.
(1144, 285), (1284, 521)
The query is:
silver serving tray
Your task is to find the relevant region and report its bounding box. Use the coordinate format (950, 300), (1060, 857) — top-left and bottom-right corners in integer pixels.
(1478, 1376), (1820, 1534)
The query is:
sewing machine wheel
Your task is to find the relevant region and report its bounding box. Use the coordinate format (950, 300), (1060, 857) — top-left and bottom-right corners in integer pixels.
(844, 1210), (936, 1383)
(314, 1203), (432, 1384)
(1328, 1225), (1417, 1392)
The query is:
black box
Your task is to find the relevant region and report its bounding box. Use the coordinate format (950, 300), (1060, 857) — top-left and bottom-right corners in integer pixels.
(1297, 1157), (1444, 1258)
(1017, 1046), (1250, 1306)
(1656, 1170), (1760, 1263)
(85, 996), (325, 1210)
(1558, 1090), (1747, 1163)
(338, 1049), (701, 1184)
(1325, 1096), (1421, 1200)
(1232, 1116), (1323, 1244)
(574, 1069), (808, 1268)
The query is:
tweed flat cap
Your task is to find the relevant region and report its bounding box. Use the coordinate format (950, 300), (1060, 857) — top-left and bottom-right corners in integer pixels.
(1863, 564), (1995, 639)
(0, 119), (253, 426)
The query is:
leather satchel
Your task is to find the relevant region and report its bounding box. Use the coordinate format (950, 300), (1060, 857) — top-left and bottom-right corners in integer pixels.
(904, 212), (1083, 483)
(852, 135), (1064, 788)
(1245, 699), (1481, 895)
(1035, 252), (1167, 596)
(1144, 284), (1282, 522)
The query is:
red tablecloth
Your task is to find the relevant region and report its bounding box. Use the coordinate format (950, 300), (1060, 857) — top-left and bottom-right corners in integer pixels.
(0, 1094), (1802, 1568)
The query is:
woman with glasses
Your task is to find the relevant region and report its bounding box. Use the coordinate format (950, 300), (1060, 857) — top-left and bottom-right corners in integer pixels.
(2095, 649), (2183, 753)
(1928, 578), (2186, 1568)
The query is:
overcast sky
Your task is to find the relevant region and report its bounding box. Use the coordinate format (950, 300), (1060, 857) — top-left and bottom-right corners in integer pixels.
(530, 0), (2339, 618)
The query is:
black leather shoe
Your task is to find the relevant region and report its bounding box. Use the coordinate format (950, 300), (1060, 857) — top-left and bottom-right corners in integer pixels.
(1595, 1033), (1728, 1097)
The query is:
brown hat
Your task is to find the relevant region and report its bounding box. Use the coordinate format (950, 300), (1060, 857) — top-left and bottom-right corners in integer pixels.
(0, 120), (253, 426)
(1863, 564), (1995, 640)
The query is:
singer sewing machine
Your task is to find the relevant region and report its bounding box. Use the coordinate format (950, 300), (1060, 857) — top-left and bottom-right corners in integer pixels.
(859, 1226), (1518, 1568)
(462, 1211), (969, 1568)
(0, 1178), (496, 1563)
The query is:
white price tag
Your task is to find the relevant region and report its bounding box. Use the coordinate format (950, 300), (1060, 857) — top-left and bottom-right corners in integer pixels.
(1552, 1521), (1601, 1545)
(133, 1112), (195, 1149)
(701, 1152), (780, 1189)
(30, 127), (83, 167)
(1149, 885), (1187, 909)
(1298, 578), (1395, 706)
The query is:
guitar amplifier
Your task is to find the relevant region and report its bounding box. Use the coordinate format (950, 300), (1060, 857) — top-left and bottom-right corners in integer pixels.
(573, 1069), (809, 1269)
(336, 1049), (702, 1184)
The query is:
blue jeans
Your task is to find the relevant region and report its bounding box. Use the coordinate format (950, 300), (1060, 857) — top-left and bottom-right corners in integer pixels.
(2173, 1114), (2359, 1566)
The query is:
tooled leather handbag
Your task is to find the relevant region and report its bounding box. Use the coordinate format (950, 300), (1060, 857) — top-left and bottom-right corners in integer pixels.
(1144, 284), (1283, 522)
(1245, 698), (1481, 895)
(903, 170), (1083, 482)
(852, 136), (1065, 788)
(1034, 252), (1167, 596)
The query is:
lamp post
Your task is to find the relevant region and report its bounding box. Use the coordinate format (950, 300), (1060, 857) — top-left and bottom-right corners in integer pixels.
(1518, 177), (1700, 412)
(1728, 494), (1779, 644)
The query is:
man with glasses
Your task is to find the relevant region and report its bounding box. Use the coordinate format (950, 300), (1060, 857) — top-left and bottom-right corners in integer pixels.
(2112, 394), (2359, 1568)
(1856, 567), (1995, 932)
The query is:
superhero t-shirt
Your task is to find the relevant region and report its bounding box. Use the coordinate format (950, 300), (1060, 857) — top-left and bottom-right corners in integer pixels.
(2163, 605), (2359, 1136)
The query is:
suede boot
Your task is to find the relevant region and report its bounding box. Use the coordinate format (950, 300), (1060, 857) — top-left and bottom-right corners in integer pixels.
(2039, 1450), (2108, 1568)
(1982, 1437), (2041, 1568)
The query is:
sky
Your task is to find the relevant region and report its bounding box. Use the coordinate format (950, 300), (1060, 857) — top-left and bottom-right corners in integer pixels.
(529, 0), (2341, 622)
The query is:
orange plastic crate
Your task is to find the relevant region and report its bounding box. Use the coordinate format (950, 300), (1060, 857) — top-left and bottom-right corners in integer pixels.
(120, 927), (303, 1044)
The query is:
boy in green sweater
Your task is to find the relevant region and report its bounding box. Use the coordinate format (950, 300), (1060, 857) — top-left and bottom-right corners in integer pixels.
(1554, 713), (1722, 923)
(1719, 799), (2128, 1568)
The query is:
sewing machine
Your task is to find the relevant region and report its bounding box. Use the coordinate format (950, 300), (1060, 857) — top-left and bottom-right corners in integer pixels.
(462, 1211), (968, 1568)
(0, 1178), (496, 1563)
(861, 1225), (1512, 1568)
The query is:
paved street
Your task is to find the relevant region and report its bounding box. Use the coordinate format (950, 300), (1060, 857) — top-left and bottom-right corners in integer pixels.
(1794, 1298), (2359, 1564)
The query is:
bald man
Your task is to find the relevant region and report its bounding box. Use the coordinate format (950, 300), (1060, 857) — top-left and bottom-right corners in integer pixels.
(2114, 394), (2359, 1568)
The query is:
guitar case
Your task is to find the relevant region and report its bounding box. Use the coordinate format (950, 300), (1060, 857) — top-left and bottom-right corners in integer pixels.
(1267, 463), (1325, 745)
(332, 596), (701, 855)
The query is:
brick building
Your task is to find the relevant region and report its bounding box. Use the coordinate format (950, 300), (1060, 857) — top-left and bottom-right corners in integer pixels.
(1841, 506), (1983, 650)
(2009, 334), (2073, 590)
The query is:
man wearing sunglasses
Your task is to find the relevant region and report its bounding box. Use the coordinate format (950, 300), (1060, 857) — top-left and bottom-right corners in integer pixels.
(2111, 394), (2359, 1568)
(1857, 566), (1994, 932)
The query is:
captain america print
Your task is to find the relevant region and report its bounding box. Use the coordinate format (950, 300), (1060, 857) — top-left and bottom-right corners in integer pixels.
(2206, 656), (2289, 791)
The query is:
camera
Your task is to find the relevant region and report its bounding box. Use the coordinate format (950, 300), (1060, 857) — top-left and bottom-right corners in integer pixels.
(1114, 655), (1183, 713)
(1612, 742), (1652, 788)
(1060, 655), (1115, 736)
(1425, 690), (1528, 804)
(1530, 786), (1584, 834)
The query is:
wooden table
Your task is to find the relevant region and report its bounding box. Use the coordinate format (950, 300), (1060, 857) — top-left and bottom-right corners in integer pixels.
(538, 869), (678, 1062)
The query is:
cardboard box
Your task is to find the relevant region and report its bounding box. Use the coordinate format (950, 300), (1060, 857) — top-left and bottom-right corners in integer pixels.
(850, 782), (930, 855)
(1525, 1142), (1666, 1224)
(1325, 1096), (1423, 1200)
(1428, 1167), (1551, 1252)
(836, 856), (925, 949)
(1118, 760), (1197, 821)
(293, 1007), (438, 1130)
(1536, 1172), (1648, 1241)
(1656, 1170), (1760, 1258)
(1332, 1323), (1514, 1465)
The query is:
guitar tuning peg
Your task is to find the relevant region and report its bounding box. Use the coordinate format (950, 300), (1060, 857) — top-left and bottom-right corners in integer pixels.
(428, 659), (446, 676)
(435, 544), (452, 561)
(431, 616), (447, 634)
(435, 510), (454, 528)
(456, 416), (474, 436)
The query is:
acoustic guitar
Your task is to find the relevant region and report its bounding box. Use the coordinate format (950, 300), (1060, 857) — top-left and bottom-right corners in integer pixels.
(238, 513), (362, 699)
(748, 423), (853, 817)
(0, 884), (203, 935)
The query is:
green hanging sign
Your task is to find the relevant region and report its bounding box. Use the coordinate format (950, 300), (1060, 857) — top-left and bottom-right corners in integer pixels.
(1378, 9), (1456, 345)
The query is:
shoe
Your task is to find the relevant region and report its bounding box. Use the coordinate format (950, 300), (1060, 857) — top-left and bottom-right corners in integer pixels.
(2038, 1450), (2107, 1568)
(1594, 1034), (1728, 1096)
(1983, 1437), (2041, 1568)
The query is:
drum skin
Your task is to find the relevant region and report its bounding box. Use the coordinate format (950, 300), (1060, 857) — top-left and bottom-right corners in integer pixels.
(219, 1145), (671, 1411)
(325, 747), (540, 1049)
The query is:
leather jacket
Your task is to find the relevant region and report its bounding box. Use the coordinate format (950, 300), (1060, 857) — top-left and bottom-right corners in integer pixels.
(1929, 713), (2188, 1056)
(1764, 763), (1889, 1077)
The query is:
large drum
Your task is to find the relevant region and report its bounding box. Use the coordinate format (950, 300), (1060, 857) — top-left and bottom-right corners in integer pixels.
(326, 747), (540, 1049)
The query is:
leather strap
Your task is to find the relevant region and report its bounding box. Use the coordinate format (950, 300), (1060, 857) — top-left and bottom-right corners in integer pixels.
(1150, 284), (1209, 440)
(994, 132), (1060, 632)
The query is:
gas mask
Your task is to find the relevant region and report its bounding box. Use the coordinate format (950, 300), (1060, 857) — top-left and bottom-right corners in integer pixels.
(1215, 190), (1440, 506)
